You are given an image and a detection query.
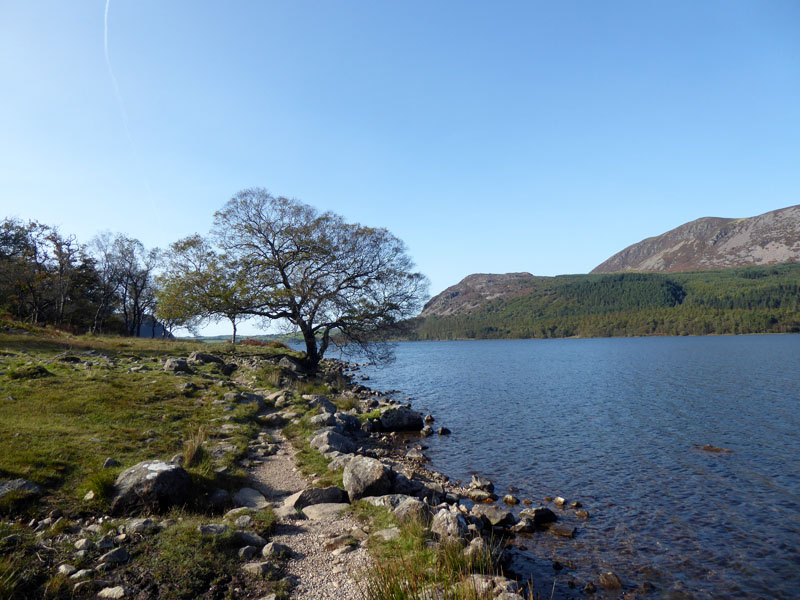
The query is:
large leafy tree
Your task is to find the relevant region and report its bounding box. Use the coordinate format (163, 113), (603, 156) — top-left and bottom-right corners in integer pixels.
(214, 188), (428, 368)
(156, 234), (254, 343)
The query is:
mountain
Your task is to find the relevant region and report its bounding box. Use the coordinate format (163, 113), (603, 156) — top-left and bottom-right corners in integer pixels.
(592, 205), (800, 274)
(420, 272), (538, 317)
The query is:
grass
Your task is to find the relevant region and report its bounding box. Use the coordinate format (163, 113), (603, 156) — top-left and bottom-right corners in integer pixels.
(282, 407), (345, 488)
(0, 328), (283, 514)
(353, 503), (517, 600)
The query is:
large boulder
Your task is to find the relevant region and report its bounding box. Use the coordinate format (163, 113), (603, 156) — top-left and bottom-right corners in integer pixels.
(283, 487), (348, 510)
(0, 479), (43, 502)
(110, 460), (192, 515)
(394, 497), (432, 524)
(471, 504), (516, 527)
(379, 406), (423, 432)
(188, 351), (224, 365)
(310, 431), (356, 455)
(431, 508), (468, 544)
(342, 457), (393, 502)
(163, 358), (192, 373)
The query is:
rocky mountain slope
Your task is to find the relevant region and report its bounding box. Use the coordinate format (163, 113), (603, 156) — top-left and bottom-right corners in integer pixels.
(592, 205), (800, 274)
(420, 272), (538, 317)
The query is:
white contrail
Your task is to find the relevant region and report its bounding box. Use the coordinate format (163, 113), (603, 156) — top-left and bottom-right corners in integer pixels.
(104, 0), (156, 204)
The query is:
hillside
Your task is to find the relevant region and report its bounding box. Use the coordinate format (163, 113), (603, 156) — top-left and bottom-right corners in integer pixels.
(412, 264), (800, 340)
(592, 205), (800, 273)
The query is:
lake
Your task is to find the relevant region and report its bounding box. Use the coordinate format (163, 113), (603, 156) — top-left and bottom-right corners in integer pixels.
(348, 335), (800, 599)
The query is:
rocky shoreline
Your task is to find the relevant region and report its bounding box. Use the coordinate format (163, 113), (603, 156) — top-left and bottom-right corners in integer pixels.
(0, 347), (638, 599)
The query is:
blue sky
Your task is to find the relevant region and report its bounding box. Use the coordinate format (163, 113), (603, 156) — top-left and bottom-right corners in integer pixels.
(2, 1), (799, 335)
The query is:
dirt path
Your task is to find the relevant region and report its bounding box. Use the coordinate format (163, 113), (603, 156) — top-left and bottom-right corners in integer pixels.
(248, 430), (372, 600)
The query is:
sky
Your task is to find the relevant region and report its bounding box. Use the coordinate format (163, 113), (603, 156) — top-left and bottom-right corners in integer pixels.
(2, 1), (799, 336)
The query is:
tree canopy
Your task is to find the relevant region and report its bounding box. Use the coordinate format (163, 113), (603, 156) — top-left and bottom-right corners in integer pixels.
(213, 188), (428, 367)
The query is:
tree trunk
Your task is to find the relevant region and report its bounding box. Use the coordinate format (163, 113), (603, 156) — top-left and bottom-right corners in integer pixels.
(302, 328), (320, 371)
(231, 319), (237, 345)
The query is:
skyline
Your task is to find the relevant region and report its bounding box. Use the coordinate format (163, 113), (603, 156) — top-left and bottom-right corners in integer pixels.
(2, 1), (798, 335)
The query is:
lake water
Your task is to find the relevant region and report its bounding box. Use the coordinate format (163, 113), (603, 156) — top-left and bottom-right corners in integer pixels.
(349, 336), (800, 599)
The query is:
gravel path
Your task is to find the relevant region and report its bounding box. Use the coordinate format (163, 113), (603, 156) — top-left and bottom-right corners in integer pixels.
(248, 430), (372, 600)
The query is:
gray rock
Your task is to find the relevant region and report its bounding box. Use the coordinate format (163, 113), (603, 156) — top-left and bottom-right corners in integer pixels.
(238, 545), (257, 560)
(420, 425), (434, 437)
(519, 506), (558, 526)
(233, 487), (268, 509)
(57, 564), (77, 576)
(99, 547), (129, 564)
(308, 413), (336, 428)
(466, 489), (497, 502)
(96, 535), (114, 550)
(262, 541), (292, 558)
(303, 395), (337, 414)
(102, 457), (121, 469)
(198, 523), (229, 536)
(283, 486), (348, 510)
(430, 508), (468, 544)
(374, 527), (401, 541)
(469, 475), (494, 492)
(97, 586), (127, 599)
(302, 503), (350, 520)
(471, 504), (516, 527)
(235, 515), (255, 528)
(380, 406), (423, 431)
(278, 356), (306, 375)
(363, 494), (411, 510)
(110, 460), (192, 515)
(503, 494), (520, 505)
(234, 530), (266, 547)
(511, 518), (536, 533)
(310, 430), (357, 455)
(394, 497), (432, 524)
(342, 456), (393, 502)
(74, 538), (92, 550)
(242, 561), (280, 578)
(334, 412), (362, 431)
(437, 427), (451, 435)
(188, 351), (224, 365)
(0, 478), (43, 500)
(69, 568), (95, 580)
(549, 524), (576, 538)
(163, 358), (192, 373)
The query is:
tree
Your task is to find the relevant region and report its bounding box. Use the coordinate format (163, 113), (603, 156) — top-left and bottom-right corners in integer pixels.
(156, 234), (254, 343)
(213, 188), (428, 369)
(112, 235), (159, 337)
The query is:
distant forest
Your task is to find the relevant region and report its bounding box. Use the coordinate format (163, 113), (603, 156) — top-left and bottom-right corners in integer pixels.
(410, 264), (800, 340)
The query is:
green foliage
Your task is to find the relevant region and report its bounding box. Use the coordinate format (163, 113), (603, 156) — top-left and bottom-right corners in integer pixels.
(413, 264), (800, 340)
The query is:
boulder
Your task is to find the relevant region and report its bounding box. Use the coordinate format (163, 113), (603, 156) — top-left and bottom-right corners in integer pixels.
(471, 504), (516, 527)
(431, 508), (468, 544)
(302, 503), (350, 520)
(362, 494), (411, 510)
(278, 356), (306, 375)
(303, 395), (337, 414)
(262, 541), (292, 558)
(283, 486), (348, 510)
(519, 506), (558, 526)
(0, 478), (43, 501)
(342, 456), (393, 502)
(334, 413), (362, 431)
(110, 460), (192, 515)
(188, 351), (224, 365)
(380, 406), (423, 431)
(163, 358), (192, 373)
(394, 497), (432, 524)
(309, 413), (336, 428)
(233, 487), (268, 509)
(470, 475), (494, 492)
(310, 431), (356, 455)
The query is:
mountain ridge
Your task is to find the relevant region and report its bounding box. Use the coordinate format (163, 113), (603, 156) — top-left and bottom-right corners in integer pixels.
(591, 204), (800, 274)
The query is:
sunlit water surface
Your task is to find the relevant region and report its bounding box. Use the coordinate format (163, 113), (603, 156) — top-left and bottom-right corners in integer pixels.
(339, 336), (800, 599)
